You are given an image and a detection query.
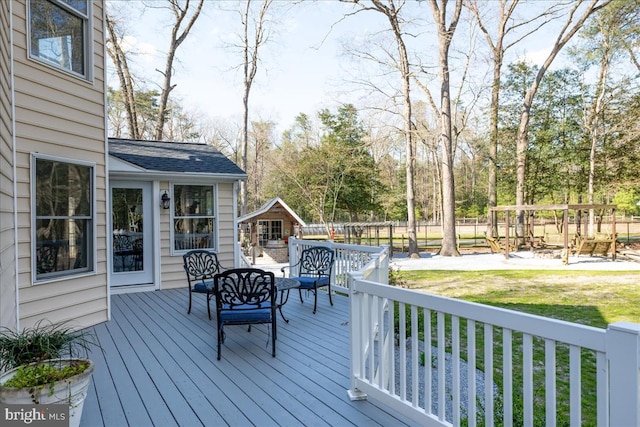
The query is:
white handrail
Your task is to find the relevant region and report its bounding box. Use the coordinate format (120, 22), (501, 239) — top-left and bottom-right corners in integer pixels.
(286, 238), (640, 425)
(348, 278), (640, 426)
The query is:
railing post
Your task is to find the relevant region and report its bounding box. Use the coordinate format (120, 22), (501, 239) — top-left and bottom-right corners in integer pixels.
(347, 273), (367, 401)
(607, 322), (640, 427)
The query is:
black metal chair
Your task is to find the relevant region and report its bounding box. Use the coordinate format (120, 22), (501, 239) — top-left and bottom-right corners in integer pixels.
(214, 268), (276, 360)
(183, 250), (223, 320)
(113, 234), (134, 271)
(36, 241), (60, 274)
(282, 246), (335, 314)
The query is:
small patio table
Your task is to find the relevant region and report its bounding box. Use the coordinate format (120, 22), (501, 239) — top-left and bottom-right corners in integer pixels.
(275, 277), (300, 323)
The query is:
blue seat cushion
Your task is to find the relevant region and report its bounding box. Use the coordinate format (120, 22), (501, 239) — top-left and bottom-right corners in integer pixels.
(193, 280), (213, 293)
(295, 276), (330, 289)
(219, 304), (272, 323)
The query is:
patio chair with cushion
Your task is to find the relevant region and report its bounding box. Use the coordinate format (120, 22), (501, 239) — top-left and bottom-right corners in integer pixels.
(214, 268), (277, 360)
(282, 246), (335, 314)
(183, 250), (224, 320)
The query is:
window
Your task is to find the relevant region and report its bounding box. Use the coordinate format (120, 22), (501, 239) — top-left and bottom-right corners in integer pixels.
(258, 220), (283, 247)
(173, 185), (216, 252)
(33, 155), (94, 282)
(29, 0), (90, 78)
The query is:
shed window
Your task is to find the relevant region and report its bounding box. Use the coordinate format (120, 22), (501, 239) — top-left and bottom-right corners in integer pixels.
(172, 185), (216, 252)
(29, 0), (90, 78)
(33, 155), (94, 282)
(258, 220), (282, 247)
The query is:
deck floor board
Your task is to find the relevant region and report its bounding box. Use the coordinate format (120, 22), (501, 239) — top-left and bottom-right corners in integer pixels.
(81, 288), (417, 427)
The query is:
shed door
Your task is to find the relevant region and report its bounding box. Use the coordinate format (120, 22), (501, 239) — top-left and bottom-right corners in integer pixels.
(110, 182), (154, 286)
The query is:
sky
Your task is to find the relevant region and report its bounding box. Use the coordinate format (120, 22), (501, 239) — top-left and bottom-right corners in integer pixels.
(108, 1), (569, 135)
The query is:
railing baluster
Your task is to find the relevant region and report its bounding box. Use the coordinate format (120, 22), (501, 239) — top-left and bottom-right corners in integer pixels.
(485, 324), (494, 426)
(468, 319), (476, 427)
(452, 315), (461, 425)
(545, 339), (556, 427)
(411, 305), (419, 408)
(378, 295), (385, 390)
(438, 311), (446, 420)
(596, 351), (607, 426)
(424, 307), (432, 414)
(523, 333), (533, 427)
(503, 328), (513, 427)
(389, 299), (396, 396)
(368, 293), (375, 383)
(569, 345), (581, 427)
(400, 302), (407, 401)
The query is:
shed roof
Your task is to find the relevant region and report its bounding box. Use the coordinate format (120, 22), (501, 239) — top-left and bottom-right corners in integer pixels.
(109, 138), (246, 180)
(238, 197), (306, 226)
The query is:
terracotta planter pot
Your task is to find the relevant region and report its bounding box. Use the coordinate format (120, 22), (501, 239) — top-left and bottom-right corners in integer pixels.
(0, 358), (94, 427)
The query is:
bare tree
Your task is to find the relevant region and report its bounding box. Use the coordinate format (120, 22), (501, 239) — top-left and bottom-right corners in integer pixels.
(467, 0), (562, 237)
(513, 0), (612, 239)
(152, 0), (204, 141)
(248, 120), (275, 211)
(105, 7), (140, 139)
(428, 0), (463, 257)
(346, 0), (420, 257)
(237, 0), (274, 216)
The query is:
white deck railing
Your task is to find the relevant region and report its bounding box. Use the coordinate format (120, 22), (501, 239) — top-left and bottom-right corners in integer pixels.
(286, 238), (388, 293)
(287, 238), (640, 426)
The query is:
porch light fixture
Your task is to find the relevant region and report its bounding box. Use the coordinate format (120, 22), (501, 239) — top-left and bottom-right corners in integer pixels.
(161, 191), (171, 209)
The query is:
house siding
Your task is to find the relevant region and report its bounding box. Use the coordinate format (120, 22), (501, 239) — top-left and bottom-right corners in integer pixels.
(0, 1), (18, 331)
(12, 1), (108, 329)
(160, 182), (237, 289)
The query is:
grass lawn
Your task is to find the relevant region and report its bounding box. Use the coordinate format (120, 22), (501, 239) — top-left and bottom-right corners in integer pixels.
(398, 269), (640, 327)
(395, 269), (640, 426)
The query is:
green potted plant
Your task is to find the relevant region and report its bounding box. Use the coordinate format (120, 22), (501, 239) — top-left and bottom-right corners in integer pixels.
(0, 320), (98, 427)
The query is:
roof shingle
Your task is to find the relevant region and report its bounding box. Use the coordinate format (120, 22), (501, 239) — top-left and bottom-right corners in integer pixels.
(109, 138), (245, 175)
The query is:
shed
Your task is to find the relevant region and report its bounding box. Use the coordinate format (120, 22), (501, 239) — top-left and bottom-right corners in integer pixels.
(238, 197), (306, 263)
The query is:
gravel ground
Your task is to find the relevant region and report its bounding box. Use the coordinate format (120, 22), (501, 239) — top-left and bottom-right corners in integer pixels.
(394, 339), (497, 424)
(389, 250), (640, 271)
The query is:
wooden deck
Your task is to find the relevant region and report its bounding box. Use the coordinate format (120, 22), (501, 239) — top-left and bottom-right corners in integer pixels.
(80, 288), (416, 426)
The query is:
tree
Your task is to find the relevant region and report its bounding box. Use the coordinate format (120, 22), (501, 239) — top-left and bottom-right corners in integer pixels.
(467, 0), (563, 237)
(571, 1), (640, 235)
(152, 0), (204, 141)
(513, 0), (612, 240)
(428, 0), (463, 257)
(247, 120), (276, 211)
(105, 0), (204, 141)
(318, 105), (383, 222)
(266, 106), (381, 234)
(235, 0), (274, 216)
(347, 0), (420, 257)
(105, 5), (141, 139)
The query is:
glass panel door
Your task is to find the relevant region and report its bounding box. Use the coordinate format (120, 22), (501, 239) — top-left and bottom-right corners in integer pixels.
(111, 182), (153, 286)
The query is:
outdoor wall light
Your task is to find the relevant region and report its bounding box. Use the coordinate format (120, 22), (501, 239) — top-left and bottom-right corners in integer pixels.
(161, 191), (171, 209)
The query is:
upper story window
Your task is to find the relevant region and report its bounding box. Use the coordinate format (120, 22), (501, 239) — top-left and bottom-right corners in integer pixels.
(32, 155), (95, 282)
(29, 0), (90, 78)
(172, 184), (217, 252)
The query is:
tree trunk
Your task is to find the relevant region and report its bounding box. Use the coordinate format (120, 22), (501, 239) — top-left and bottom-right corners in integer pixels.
(239, 0), (272, 217)
(430, 0), (463, 257)
(364, 0), (419, 257)
(105, 13), (139, 139)
(154, 0), (204, 141)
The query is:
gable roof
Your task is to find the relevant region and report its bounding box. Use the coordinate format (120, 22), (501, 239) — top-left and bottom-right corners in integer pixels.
(109, 138), (246, 180)
(238, 197), (306, 226)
